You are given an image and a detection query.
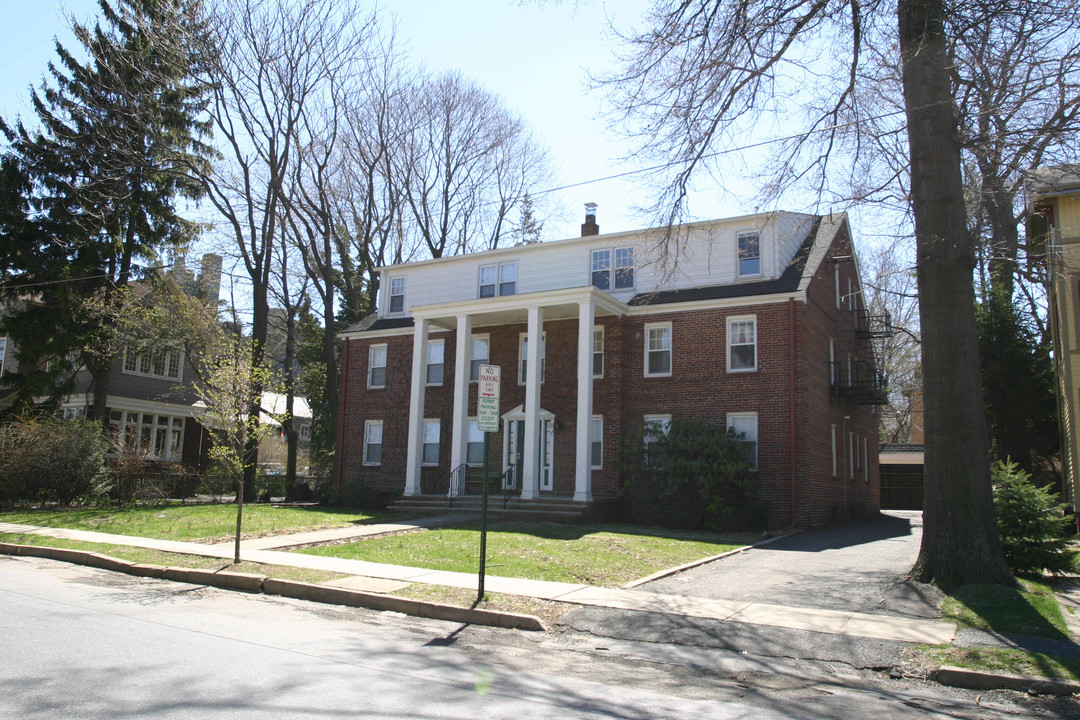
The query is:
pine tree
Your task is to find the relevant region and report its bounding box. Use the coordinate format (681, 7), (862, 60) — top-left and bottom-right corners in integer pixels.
(0, 0), (212, 418)
(518, 193), (543, 245)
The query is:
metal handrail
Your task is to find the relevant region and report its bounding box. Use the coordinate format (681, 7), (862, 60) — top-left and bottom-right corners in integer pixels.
(501, 462), (521, 510)
(447, 463), (468, 506)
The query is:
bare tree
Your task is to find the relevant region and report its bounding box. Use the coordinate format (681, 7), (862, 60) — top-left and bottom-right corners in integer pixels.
(399, 71), (553, 258)
(601, 0), (1017, 587)
(862, 246), (921, 443)
(186, 0), (375, 500)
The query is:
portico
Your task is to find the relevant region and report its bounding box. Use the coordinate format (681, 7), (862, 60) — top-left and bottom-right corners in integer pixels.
(402, 286), (626, 503)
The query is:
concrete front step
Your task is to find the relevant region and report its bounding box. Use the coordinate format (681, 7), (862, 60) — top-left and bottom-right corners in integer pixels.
(389, 494), (589, 522)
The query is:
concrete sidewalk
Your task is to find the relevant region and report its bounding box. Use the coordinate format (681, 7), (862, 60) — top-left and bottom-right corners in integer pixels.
(0, 520), (956, 645)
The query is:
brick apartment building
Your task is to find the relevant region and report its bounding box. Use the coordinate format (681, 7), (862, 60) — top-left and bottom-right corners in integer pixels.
(337, 208), (885, 529)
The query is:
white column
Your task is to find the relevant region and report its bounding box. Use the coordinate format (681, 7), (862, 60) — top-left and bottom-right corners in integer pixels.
(404, 318), (429, 496)
(521, 305), (543, 500)
(448, 314), (472, 495)
(574, 300), (594, 502)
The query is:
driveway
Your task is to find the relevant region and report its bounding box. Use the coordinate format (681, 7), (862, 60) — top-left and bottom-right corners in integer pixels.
(642, 510), (943, 619)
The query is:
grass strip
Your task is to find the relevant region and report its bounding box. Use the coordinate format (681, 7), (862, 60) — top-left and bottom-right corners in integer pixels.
(920, 645), (1080, 683)
(0, 532), (348, 585)
(0, 504), (394, 544)
(299, 521), (753, 586)
(942, 580), (1069, 639)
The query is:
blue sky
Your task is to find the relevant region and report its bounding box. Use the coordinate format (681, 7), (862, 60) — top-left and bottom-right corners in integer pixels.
(0, 0), (773, 242)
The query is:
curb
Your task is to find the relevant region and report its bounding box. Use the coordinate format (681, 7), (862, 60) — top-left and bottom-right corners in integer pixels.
(937, 665), (1080, 696)
(623, 528), (804, 588)
(0, 542), (545, 632)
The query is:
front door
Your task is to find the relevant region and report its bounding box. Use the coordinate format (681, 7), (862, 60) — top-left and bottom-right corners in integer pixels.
(506, 418), (553, 491)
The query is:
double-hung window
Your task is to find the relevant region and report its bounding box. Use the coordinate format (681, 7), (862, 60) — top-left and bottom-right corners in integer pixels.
(422, 419), (440, 465)
(727, 316), (757, 372)
(519, 332), (546, 384)
(593, 327), (604, 378)
(368, 344), (387, 389)
(737, 231), (761, 277)
(364, 420), (383, 465)
(479, 262), (517, 297)
(591, 416), (604, 469)
(727, 412), (758, 471)
(470, 335), (490, 381)
(388, 277), (405, 314)
(591, 246), (635, 290)
(644, 323), (671, 377)
(466, 419), (484, 465)
(426, 340), (444, 386)
(643, 414), (671, 466)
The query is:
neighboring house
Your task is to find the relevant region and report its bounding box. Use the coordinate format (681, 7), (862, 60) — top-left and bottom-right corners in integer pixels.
(258, 391), (313, 473)
(337, 207), (885, 529)
(1028, 164), (1080, 512)
(1, 254), (224, 470)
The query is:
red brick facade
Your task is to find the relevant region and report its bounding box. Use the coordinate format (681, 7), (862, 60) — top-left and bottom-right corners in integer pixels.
(338, 220), (881, 530)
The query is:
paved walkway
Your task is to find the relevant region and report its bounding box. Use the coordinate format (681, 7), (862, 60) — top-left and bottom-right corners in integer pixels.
(0, 519), (956, 645)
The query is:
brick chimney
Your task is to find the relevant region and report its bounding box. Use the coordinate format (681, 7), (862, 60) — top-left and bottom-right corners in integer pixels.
(581, 202), (599, 236)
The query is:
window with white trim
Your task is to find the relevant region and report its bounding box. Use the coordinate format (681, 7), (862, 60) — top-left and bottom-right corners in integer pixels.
(479, 262), (517, 297)
(835, 266), (841, 308)
(62, 407), (86, 421)
(829, 338), (836, 387)
(645, 322), (672, 377)
(727, 316), (757, 372)
(0, 335), (6, 376)
(519, 332), (546, 384)
(363, 420), (383, 465)
(111, 411), (185, 462)
(849, 430), (856, 479)
(388, 276), (405, 314)
(862, 436), (869, 482)
(737, 231), (761, 277)
(122, 345), (183, 380)
(831, 424), (838, 477)
(591, 415), (603, 468)
(422, 419), (440, 465)
(727, 412), (758, 471)
(591, 246), (635, 290)
(368, 344), (387, 389)
(470, 335), (490, 382)
(426, 340), (444, 386)
(593, 327), (604, 378)
(847, 277), (855, 311)
(643, 414), (671, 465)
(467, 419), (484, 465)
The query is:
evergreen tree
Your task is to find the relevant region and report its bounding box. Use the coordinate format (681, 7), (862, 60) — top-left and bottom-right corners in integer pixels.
(0, 0), (211, 418)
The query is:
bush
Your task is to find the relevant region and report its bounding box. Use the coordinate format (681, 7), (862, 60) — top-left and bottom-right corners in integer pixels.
(0, 416), (110, 505)
(621, 418), (763, 529)
(992, 459), (1075, 575)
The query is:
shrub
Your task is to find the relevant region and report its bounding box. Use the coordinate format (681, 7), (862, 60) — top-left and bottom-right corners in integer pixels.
(621, 418), (763, 529)
(0, 415), (109, 505)
(992, 459), (1075, 575)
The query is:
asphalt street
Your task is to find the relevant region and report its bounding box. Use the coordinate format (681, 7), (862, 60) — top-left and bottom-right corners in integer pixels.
(4, 554), (1078, 719)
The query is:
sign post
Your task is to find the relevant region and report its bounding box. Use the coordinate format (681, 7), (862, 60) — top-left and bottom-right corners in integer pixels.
(476, 365), (500, 602)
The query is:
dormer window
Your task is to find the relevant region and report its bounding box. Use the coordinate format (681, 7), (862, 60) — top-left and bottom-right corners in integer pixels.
(591, 246), (634, 290)
(479, 262), (516, 297)
(738, 232), (760, 277)
(388, 276), (405, 313)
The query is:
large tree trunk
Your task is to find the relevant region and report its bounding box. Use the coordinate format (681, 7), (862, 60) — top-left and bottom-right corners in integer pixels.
(899, 0), (1013, 589)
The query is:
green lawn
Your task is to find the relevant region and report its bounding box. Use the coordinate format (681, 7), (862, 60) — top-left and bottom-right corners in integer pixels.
(919, 579), (1080, 682)
(298, 521), (754, 586)
(0, 503), (394, 544)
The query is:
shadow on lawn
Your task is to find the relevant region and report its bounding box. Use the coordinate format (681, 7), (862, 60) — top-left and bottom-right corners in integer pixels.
(431, 519), (756, 545)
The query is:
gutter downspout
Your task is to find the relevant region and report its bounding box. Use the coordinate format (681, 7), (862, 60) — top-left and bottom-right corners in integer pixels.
(789, 298), (798, 528)
(334, 338), (350, 488)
